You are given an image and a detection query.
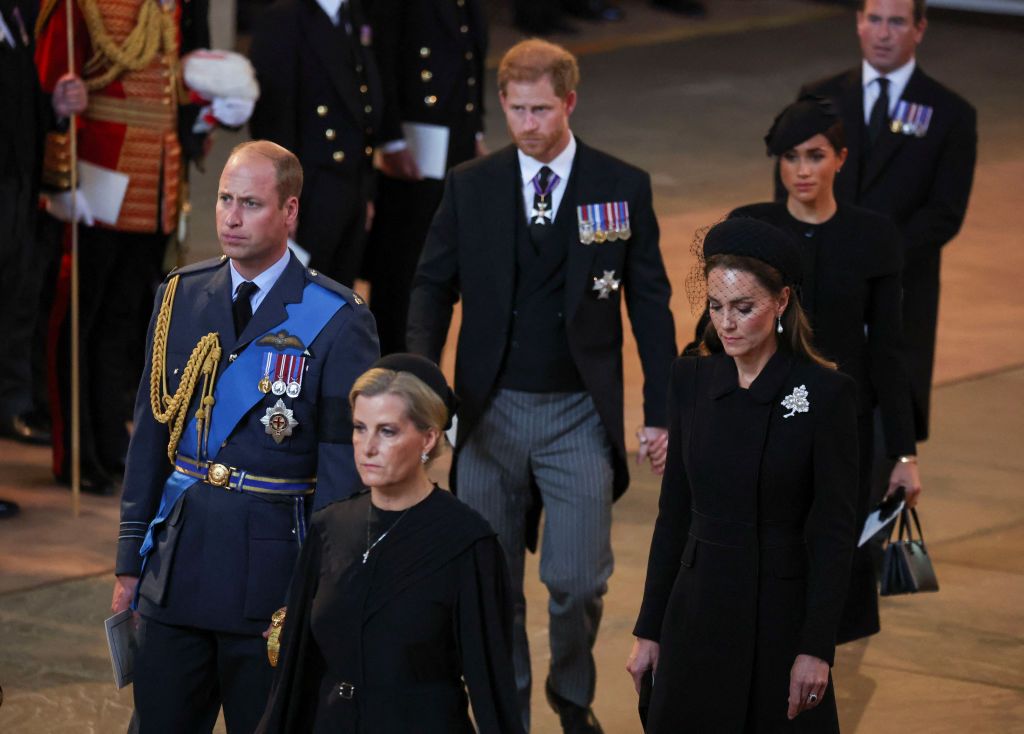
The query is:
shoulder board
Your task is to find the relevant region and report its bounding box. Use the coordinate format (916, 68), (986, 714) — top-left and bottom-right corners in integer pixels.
(303, 267), (367, 306)
(166, 255), (229, 280)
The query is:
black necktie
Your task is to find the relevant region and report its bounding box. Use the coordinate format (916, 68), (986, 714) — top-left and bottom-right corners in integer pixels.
(233, 281), (259, 337)
(867, 77), (890, 147)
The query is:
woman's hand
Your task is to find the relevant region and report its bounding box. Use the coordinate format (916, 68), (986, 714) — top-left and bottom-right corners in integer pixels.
(787, 654), (829, 719)
(626, 637), (660, 694)
(888, 458), (922, 508)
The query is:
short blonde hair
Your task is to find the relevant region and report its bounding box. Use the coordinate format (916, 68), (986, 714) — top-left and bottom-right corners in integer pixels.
(498, 39), (579, 99)
(228, 140), (303, 207)
(349, 368), (448, 462)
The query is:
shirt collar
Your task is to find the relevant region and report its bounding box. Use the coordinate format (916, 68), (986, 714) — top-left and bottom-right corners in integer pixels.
(229, 248), (291, 298)
(862, 57), (916, 91)
(710, 349), (794, 404)
(518, 132), (577, 189)
(315, 0), (344, 24)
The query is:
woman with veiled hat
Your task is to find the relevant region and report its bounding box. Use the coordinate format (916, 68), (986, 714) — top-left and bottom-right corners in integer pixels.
(256, 354), (523, 734)
(626, 218), (858, 732)
(733, 95), (922, 644)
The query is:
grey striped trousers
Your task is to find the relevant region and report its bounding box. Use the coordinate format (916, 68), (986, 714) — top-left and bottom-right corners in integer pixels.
(457, 389), (615, 728)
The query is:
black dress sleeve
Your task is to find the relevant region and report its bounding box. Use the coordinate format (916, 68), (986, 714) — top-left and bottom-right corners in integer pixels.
(799, 374), (859, 665)
(455, 536), (525, 734)
(634, 358), (696, 641)
(256, 523), (326, 734)
(864, 219), (917, 457)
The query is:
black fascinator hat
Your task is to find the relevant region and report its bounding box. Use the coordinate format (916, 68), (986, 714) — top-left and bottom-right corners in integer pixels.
(764, 94), (841, 157)
(704, 217), (802, 287)
(371, 353), (459, 430)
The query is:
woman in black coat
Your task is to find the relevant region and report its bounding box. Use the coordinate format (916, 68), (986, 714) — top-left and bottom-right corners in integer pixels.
(257, 354), (523, 734)
(627, 218), (858, 732)
(733, 96), (922, 643)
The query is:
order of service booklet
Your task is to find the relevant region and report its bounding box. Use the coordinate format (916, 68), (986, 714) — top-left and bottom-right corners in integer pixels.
(104, 610), (137, 689)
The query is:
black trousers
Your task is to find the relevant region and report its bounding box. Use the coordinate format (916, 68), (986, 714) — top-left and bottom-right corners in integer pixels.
(49, 225), (166, 479)
(364, 175), (445, 355)
(134, 616), (274, 734)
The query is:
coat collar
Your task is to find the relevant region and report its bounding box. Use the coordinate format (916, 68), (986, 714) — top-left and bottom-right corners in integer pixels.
(709, 349), (794, 404)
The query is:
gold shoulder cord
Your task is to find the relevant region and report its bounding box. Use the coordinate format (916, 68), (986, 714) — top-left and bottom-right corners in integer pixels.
(149, 275), (222, 464)
(77, 0), (178, 91)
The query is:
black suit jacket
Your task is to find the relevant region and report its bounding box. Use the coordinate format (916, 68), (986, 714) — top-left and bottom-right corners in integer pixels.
(407, 141), (677, 501)
(800, 65), (977, 438)
(118, 253), (379, 635)
(368, 0), (486, 159)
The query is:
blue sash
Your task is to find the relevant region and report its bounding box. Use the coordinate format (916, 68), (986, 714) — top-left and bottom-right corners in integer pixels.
(136, 283), (346, 585)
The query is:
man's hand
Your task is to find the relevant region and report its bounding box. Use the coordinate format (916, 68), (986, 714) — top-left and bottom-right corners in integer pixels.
(365, 200), (375, 232)
(787, 654), (829, 719)
(636, 427), (669, 475)
(474, 136), (489, 158)
(210, 96), (255, 128)
(44, 189), (95, 225)
(378, 148), (422, 181)
(888, 458), (922, 508)
(52, 73), (88, 118)
(625, 637), (660, 693)
(111, 575), (139, 614)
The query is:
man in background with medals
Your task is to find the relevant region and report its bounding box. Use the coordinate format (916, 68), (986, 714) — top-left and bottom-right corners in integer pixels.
(407, 39), (676, 734)
(34, 0), (220, 494)
(796, 0), (976, 644)
(110, 140), (378, 732)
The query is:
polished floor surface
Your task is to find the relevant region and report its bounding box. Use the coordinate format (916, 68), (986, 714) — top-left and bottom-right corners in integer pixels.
(1, 1), (1022, 731)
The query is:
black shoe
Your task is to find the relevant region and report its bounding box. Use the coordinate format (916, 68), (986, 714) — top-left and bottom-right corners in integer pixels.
(565, 0), (625, 22)
(545, 678), (604, 734)
(651, 0), (707, 17)
(0, 499), (20, 519)
(0, 413), (52, 445)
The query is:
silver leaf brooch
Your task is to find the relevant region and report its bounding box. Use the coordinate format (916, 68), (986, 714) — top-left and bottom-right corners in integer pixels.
(781, 385), (809, 418)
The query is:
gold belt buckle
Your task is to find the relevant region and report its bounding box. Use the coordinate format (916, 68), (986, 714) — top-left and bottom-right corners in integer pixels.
(207, 463), (232, 487)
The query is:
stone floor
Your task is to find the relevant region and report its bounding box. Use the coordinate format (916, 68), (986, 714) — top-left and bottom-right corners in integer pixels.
(2, 1), (1023, 731)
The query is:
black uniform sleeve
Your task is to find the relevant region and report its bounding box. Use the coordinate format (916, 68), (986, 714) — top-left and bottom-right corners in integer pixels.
(902, 101), (977, 263)
(406, 172), (462, 362)
(624, 171), (677, 428)
(799, 374), (858, 665)
(456, 536), (526, 734)
(634, 358), (695, 640)
(256, 522), (326, 734)
(865, 220), (917, 457)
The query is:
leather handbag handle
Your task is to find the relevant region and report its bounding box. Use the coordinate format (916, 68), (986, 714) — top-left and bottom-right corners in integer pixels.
(893, 506), (926, 544)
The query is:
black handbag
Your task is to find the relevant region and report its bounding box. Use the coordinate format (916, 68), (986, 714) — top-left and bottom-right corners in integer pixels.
(880, 507), (939, 596)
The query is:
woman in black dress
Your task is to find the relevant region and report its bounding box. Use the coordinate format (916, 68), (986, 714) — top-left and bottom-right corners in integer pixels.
(733, 96), (921, 642)
(627, 218), (858, 732)
(257, 354), (523, 734)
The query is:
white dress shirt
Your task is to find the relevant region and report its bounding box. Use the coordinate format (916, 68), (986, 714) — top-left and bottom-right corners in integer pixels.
(518, 133), (577, 224)
(229, 248), (291, 315)
(862, 58), (916, 123)
(315, 0), (345, 26)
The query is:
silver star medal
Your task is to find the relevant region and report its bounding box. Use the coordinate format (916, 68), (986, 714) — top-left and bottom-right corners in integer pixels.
(531, 201), (552, 225)
(781, 385), (810, 418)
(262, 399), (298, 443)
(592, 270), (621, 299)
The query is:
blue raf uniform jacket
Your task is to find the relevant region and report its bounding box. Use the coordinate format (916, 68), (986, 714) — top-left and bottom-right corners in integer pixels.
(116, 252), (379, 635)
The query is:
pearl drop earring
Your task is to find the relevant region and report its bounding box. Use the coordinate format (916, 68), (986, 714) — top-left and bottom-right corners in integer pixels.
(776, 315), (784, 334)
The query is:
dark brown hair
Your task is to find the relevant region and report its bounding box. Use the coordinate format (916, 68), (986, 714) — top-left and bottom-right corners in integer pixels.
(700, 254), (835, 370)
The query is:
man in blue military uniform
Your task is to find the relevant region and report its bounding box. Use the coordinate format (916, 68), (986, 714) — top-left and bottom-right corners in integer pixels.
(110, 140), (379, 733)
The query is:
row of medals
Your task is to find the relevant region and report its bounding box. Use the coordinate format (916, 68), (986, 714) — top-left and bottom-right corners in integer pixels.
(579, 220), (632, 245)
(259, 375), (301, 398)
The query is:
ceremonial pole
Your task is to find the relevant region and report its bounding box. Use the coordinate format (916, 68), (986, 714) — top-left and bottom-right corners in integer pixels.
(65, 0), (81, 517)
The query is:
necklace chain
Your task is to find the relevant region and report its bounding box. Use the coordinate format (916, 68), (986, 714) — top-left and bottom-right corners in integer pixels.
(363, 501), (408, 564)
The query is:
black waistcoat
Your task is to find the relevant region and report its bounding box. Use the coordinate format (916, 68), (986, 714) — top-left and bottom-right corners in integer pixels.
(497, 171), (584, 392)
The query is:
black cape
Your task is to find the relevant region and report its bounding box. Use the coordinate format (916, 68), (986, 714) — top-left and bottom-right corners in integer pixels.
(256, 487), (524, 734)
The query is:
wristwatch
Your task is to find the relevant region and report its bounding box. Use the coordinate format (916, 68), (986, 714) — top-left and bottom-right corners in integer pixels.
(897, 455), (917, 464)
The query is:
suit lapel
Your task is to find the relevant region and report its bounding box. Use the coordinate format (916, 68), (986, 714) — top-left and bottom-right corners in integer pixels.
(564, 142), (600, 316)
(231, 254), (306, 353)
(860, 67), (928, 193)
(485, 146), (519, 310)
(303, 0), (364, 123)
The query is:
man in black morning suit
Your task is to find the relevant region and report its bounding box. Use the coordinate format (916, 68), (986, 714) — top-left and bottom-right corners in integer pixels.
(249, 0), (383, 286)
(800, 0), (976, 444)
(363, 0), (487, 354)
(111, 142), (378, 733)
(407, 40), (676, 734)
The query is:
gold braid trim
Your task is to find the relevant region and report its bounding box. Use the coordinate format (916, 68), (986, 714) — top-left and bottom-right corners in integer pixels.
(77, 0), (178, 91)
(35, 0), (62, 39)
(149, 275), (222, 464)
